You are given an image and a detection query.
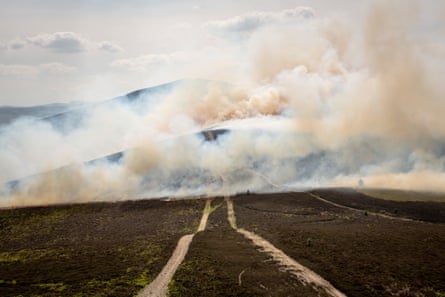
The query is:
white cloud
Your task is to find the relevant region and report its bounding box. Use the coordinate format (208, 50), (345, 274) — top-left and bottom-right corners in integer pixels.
(98, 41), (123, 53)
(40, 62), (76, 74)
(204, 7), (315, 34)
(9, 39), (26, 50)
(110, 52), (188, 72)
(26, 32), (88, 53)
(0, 64), (38, 77)
(9, 32), (124, 54)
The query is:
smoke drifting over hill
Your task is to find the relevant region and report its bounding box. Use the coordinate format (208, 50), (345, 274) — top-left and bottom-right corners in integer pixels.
(1, 1), (445, 207)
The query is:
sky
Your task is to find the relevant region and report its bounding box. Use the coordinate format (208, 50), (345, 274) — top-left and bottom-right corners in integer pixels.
(0, 0), (444, 106)
(1, 0), (445, 206)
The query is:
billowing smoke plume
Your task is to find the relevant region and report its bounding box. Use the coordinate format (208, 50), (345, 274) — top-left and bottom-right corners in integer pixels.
(1, 1), (445, 207)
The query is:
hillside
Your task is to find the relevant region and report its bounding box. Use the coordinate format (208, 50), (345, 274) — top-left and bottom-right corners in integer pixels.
(1, 189), (444, 297)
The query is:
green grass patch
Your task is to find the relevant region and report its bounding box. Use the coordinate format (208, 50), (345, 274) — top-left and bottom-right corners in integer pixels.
(0, 198), (204, 297)
(209, 201), (223, 214)
(0, 248), (68, 263)
(35, 282), (67, 292)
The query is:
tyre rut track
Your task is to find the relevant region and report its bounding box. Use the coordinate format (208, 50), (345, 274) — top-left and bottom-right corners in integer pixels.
(137, 199), (211, 297)
(226, 196), (347, 297)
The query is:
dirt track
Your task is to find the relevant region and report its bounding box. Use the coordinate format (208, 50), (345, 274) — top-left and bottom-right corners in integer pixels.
(136, 234), (194, 297)
(137, 199), (211, 297)
(2, 190), (444, 297)
(234, 191), (445, 297)
(0, 199), (204, 297)
(197, 199), (212, 232)
(309, 193), (415, 222)
(226, 197), (347, 297)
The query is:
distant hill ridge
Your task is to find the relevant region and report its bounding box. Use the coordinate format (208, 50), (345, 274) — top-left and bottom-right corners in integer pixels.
(0, 102), (83, 127)
(0, 80), (180, 128)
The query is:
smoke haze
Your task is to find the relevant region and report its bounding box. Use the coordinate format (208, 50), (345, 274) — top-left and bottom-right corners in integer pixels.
(1, 1), (445, 207)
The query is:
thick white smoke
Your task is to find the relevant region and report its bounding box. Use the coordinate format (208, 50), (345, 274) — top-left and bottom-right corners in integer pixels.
(1, 1), (445, 207)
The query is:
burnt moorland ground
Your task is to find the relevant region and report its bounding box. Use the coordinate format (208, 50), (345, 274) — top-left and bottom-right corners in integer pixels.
(234, 191), (445, 297)
(313, 188), (445, 223)
(169, 198), (322, 297)
(0, 189), (444, 297)
(0, 199), (204, 297)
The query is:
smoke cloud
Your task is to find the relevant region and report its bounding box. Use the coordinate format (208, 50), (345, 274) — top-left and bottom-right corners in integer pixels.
(1, 1), (445, 207)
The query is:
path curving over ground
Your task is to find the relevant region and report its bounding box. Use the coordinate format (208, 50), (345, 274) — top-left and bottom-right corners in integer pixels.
(309, 192), (415, 222)
(197, 199), (212, 232)
(137, 199), (212, 297)
(225, 196), (237, 229)
(225, 197), (347, 297)
(136, 234), (194, 297)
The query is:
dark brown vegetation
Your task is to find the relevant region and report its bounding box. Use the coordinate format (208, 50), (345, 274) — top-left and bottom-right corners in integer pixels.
(234, 191), (445, 297)
(360, 188), (445, 203)
(0, 199), (204, 297)
(1, 189), (444, 297)
(313, 188), (445, 223)
(169, 198), (320, 297)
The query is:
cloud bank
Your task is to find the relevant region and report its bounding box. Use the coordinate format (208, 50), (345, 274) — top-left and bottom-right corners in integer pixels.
(2, 32), (123, 54)
(27, 32), (88, 53)
(98, 41), (124, 53)
(204, 7), (315, 34)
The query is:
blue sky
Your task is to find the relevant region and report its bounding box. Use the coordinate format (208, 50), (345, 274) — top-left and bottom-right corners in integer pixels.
(0, 0), (443, 106)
